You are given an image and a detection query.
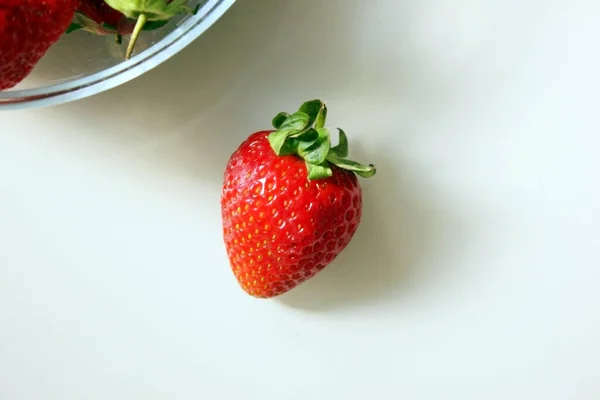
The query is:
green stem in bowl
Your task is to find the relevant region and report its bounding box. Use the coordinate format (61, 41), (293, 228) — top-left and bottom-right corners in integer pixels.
(126, 13), (147, 60)
(103, 0), (195, 59)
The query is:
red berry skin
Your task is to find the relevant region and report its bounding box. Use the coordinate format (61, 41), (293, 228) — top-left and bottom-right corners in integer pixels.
(0, 0), (78, 90)
(75, 0), (135, 36)
(221, 131), (363, 298)
(77, 0), (123, 27)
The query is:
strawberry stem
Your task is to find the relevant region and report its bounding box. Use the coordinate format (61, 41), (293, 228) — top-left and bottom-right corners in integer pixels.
(268, 100), (376, 180)
(125, 13), (147, 59)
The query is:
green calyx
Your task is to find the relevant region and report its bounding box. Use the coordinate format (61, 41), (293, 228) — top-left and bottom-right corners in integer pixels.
(103, 0), (196, 59)
(103, 0), (192, 20)
(268, 100), (376, 180)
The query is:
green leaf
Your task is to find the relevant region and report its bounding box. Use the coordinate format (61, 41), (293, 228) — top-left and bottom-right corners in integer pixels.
(104, 0), (193, 20)
(306, 162), (333, 180)
(331, 128), (349, 158)
(278, 137), (300, 156)
(315, 103), (328, 129)
(65, 23), (83, 34)
(298, 128), (330, 165)
(268, 129), (296, 155)
(266, 99), (376, 181)
(164, 0), (192, 15)
(298, 100), (324, 127)
(142, 19), (170, 30)
(296, 129), (318, 151)
(279, 111), (310, 131)
(327, 154), (376, 178)
(272, 112), (290, 129)
(294, 128), (317, 142)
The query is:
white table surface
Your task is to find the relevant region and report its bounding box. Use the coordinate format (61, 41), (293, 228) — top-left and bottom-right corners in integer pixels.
(1, 0), (599, 398)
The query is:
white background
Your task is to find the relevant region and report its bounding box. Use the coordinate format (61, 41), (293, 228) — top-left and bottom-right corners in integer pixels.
(1, 0), (600, 398)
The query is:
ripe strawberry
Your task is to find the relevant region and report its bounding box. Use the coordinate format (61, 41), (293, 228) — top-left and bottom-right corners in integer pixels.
(68, 0), (171, 46)
(77, 0), (128, 30)
(0, 0), (78, 91)
(69, 0), (136, 44)
(102, 0), (195, 59)
(221, 100), (376, 298)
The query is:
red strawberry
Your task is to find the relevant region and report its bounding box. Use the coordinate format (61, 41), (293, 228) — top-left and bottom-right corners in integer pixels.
(70, 0), (135, 43)
(221, 100), (376, 298)
(102, 0), (195, 59)
(0, 0), (78, 91)
(78, 0), (126, 29)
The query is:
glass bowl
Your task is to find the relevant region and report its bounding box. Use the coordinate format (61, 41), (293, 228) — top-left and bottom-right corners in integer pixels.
(0, 0), (235, 111)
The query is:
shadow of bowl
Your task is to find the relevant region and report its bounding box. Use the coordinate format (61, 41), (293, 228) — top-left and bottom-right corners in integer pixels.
(43, 0), (413, 184)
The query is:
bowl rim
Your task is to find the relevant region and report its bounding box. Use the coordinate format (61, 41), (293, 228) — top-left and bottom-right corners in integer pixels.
(0, 0), (236, 111)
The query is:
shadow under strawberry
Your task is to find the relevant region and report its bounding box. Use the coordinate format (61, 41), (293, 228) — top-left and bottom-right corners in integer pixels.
(277, 150), (458, 311)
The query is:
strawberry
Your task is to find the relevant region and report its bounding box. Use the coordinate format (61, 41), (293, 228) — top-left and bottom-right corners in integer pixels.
(68, 0), (171, 46)
(101, 0), (196, 59)
(0, 0), (78, 91)
(221, 100), (376, 298)
(77, 0), (129, 31)
(69, 0), (136, 44)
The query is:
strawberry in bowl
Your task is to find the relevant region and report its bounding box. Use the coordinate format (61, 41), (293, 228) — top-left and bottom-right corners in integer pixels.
(0, 0), (235, 107)
(0, 0), (78, 90)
